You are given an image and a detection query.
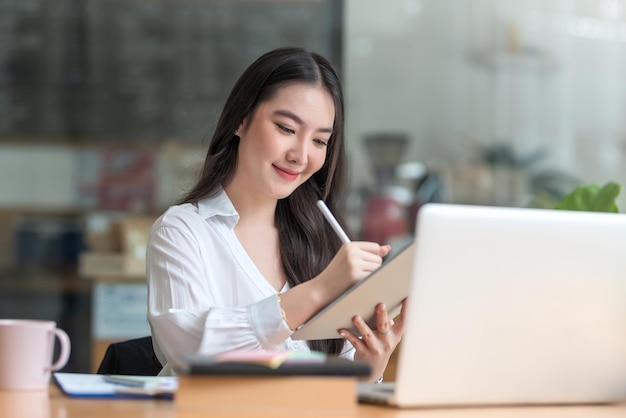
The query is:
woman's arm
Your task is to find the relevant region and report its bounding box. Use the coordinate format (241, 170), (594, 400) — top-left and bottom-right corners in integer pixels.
(147, 222), (293, 369)
(278, 242), (391, 330)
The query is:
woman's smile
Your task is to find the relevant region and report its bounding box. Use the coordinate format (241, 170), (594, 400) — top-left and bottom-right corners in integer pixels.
(273, 164), (301, 181)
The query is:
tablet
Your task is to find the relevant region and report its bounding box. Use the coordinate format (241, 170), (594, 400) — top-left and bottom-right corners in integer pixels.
(290, 241), (415, 340)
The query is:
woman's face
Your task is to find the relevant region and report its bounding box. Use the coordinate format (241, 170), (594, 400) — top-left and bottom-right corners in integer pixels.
(233, 82), (335, 201)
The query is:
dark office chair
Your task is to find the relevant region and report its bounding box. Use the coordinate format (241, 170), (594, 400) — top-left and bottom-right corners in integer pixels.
(96, 336), (163, 376)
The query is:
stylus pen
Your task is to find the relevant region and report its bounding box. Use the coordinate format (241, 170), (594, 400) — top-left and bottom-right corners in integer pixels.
(317, 200), (351, 244)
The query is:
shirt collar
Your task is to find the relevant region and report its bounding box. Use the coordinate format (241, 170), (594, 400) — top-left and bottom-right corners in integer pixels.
(196, 188), (239, 228)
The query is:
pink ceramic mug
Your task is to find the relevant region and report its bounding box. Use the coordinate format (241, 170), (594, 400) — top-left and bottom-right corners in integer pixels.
(0, 319), (71, 391)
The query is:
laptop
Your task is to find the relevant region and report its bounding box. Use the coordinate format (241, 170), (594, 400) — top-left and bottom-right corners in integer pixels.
(359, 203), (626, 408)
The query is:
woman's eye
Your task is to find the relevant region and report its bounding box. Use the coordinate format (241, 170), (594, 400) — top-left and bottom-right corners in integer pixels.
(314, 139), (328, 147)
(277, 124), (295, 134)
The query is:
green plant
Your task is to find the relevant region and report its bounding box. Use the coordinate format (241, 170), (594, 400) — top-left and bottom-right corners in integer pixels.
(554, 181), (621, 212)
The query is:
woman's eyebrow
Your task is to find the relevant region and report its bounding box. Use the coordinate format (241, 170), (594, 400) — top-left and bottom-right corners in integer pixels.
(273, 109), (333, 134)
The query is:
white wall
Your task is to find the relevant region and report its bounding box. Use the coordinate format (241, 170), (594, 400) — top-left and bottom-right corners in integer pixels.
(0, 146), (77, 208)
(344, 0), (425, 189)
(344, 0), (626, 209)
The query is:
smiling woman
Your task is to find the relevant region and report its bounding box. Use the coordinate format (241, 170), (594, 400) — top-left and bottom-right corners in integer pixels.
(145, 47), (405, 383)
(233, 83), (334, 199)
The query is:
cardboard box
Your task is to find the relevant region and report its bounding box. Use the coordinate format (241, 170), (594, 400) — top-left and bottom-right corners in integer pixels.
(118, 216), (155, 259)
(79, 252), (145, 279)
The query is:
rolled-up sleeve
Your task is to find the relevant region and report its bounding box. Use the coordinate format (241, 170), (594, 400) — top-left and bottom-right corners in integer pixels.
(147, 215), (294, 373)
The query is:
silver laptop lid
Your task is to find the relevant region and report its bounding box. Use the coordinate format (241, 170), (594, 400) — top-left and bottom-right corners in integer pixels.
(394, 203), (626, 407)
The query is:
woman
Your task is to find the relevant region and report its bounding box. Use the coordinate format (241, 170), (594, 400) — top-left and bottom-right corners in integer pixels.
(147, 47), (405, 381)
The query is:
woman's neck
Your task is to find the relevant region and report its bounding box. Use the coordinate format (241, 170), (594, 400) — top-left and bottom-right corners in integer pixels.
(223, 184), (277, 226)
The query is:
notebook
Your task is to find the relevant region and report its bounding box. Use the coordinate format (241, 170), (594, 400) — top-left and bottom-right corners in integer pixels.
(359, 203), (626, 408)
(54, 373), (177, 399)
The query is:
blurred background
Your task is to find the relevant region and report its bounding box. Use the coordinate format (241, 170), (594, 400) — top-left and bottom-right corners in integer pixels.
(2, 0), (626, 372)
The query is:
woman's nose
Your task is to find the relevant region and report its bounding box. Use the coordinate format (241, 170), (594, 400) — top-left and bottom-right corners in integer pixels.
(287, 138), (308, 164)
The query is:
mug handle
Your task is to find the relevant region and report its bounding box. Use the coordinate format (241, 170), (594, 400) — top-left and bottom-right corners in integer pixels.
(46, 328), (71, 372)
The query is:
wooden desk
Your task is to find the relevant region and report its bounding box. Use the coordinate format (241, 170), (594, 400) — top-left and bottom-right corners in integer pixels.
(1, 385), (626, 418)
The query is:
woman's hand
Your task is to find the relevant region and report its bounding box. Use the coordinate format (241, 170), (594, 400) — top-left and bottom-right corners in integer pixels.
(339, 299), (407, 383)
(314, 242), (391, 302)
(278, 242), (390, 330)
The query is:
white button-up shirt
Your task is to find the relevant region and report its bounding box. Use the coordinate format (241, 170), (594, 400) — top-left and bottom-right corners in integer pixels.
(147, 188), (353, 375)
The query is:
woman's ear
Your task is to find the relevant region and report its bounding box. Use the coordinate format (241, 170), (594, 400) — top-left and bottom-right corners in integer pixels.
(235, 117), (248, 137)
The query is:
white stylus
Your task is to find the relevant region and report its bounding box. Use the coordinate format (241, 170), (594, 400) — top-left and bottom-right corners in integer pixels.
(317, 200), (351, 244)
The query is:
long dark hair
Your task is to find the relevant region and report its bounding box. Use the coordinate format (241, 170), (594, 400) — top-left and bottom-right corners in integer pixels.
(181, 47), (348, 355)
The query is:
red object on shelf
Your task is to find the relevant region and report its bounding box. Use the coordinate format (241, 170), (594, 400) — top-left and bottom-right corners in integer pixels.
(361, 194), (407, 244)
(79, 148), (156, 211)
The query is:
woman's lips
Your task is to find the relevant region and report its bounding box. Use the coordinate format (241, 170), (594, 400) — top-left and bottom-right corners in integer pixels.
(273, 165), (300, 181)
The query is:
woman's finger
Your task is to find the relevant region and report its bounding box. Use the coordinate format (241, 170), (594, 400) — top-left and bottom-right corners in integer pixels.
(375, 303), (393, 336)
(352, 315), (377, 341)
(392, 298), (408, 332)
(338, 328), (365, 352)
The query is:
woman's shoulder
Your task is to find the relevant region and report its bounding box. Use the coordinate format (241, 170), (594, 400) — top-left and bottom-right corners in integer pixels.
(153, 202), (202, 231)
(153, 190), (237, 232)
